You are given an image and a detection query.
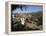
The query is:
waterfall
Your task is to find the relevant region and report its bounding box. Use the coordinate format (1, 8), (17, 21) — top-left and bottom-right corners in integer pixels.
(21, 18), (25, 25)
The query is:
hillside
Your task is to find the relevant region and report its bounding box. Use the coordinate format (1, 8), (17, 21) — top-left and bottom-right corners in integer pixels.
(11, 11), (43, 31)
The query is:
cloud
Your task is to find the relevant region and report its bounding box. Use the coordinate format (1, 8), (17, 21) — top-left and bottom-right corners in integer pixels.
(12, 5), (43, 13)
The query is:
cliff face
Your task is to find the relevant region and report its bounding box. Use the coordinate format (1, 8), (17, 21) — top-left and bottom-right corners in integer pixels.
(11, 11), (43, 31)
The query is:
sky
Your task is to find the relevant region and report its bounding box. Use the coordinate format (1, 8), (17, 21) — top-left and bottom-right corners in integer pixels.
(12, 5), (43, 13)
